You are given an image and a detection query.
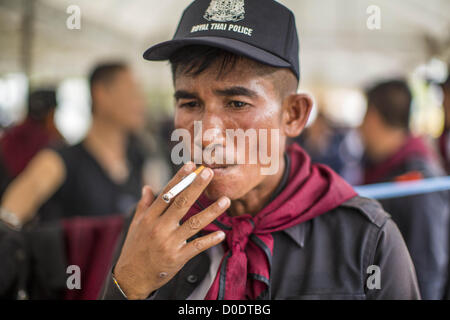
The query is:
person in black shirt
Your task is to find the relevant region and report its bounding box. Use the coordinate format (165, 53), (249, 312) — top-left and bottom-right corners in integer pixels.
(0, 62), (148, 225)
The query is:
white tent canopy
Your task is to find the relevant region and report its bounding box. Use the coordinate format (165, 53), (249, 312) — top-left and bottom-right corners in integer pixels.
(0, 0), (449, 142)
(1, 0), (449, 89)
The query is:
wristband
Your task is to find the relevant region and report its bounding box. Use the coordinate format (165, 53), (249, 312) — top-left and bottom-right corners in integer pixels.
(0, 207), (22, 231)
(111, 273), (128, 299)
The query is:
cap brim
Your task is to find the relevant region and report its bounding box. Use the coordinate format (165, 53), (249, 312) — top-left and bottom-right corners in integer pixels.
(143, 36), (291, 70)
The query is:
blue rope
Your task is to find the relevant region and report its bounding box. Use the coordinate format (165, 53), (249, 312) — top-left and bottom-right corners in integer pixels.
(354, 176), (450, 200)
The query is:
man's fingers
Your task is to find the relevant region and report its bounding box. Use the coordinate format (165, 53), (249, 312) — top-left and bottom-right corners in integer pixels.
(181, 231), (226, 262)
(161, 167), (214, 224)
(145, 162), (196, 218)
(175, 196), (230, 242)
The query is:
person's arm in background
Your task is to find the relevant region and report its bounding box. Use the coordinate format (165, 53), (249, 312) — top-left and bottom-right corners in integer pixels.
(1, 149), (65, 225)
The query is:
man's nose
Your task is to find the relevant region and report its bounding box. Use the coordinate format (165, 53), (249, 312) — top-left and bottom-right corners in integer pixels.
(197, 110), (226, 149)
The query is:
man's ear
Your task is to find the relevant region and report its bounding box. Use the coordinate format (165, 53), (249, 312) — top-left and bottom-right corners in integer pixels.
(281, 93), (313, 138)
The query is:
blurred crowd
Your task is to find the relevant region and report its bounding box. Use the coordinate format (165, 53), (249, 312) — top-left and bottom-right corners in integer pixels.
(1, 61), (450, 299)
(294, 76), (450, 300)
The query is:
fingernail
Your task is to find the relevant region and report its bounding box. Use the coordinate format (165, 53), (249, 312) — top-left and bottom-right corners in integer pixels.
(184, 162), (195, 171)
(141, 187), (146, 197)
(218, 197), (229, 208)
(201, 168), (211, 179)
(217, 231), (226, 240)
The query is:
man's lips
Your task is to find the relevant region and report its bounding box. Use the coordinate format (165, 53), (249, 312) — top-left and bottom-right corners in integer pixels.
(201, 162), (241, 175)
(203, 163), (233, 169)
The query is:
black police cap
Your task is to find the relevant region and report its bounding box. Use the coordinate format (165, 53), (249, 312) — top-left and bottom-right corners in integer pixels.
(143, 0), (300, 80)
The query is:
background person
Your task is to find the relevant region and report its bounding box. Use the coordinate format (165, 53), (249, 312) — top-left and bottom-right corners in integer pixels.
(0, 62), (148, 226)
(0, 89), (64, 197)
(438, 73), (450, 173)
(294, 112), (349, 175)
(360, 79), (450, 300)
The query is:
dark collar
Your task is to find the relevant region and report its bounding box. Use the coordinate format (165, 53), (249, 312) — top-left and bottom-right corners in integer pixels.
(281, 223), (306, 248)
(268, 152), (306, 248)
(267, 152), (291, 203)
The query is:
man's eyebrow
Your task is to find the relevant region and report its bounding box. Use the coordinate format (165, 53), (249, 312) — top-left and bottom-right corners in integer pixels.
(174, 90), (198, 100)
(214, 86), (258, 98)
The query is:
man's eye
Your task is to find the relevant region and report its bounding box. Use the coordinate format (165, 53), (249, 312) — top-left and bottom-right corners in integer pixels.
(228, 101), (248, 108)
(180, 101), (199, 108)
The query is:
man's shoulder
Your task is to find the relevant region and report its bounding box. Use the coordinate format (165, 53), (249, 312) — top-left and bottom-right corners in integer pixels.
(50, 142), (83, 158)
(306, 196), (391, 235)
(279, 196), (393, 251)
(336, 196), (391, 228)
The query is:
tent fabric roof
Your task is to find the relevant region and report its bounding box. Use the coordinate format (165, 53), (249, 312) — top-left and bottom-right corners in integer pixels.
(0, 0), (449, 88)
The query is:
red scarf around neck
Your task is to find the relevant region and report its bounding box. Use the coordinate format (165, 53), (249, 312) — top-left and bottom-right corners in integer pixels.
(183, 143), (357, 300)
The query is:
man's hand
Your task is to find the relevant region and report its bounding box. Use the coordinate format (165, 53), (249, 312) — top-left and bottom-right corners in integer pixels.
(113, 162), (229, 300)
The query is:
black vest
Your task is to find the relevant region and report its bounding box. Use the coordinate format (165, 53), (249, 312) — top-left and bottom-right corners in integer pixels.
(37, 137), (145, 221)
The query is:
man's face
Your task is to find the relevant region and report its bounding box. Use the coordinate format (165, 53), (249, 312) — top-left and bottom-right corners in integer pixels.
(173, 59), (287, 201)
(360, 106), (386, 159)
(360, 107), (376, 147)
(98, 69), (146, 132)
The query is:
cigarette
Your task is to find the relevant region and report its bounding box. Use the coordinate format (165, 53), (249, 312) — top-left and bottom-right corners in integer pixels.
(162, 165), (205, 203)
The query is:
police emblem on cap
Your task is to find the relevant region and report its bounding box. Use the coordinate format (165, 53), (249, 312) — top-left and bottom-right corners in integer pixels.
(204, 0), (245, 22)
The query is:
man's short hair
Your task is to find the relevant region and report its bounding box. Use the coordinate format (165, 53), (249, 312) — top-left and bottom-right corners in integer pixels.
(169, 45), (298, 100)
(170, 45), (278, 78)
(88, 62), (128, 112)
(366, 79), (412, 130)
(27, 89), (57, 122)
(89, 62), (128, 92)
